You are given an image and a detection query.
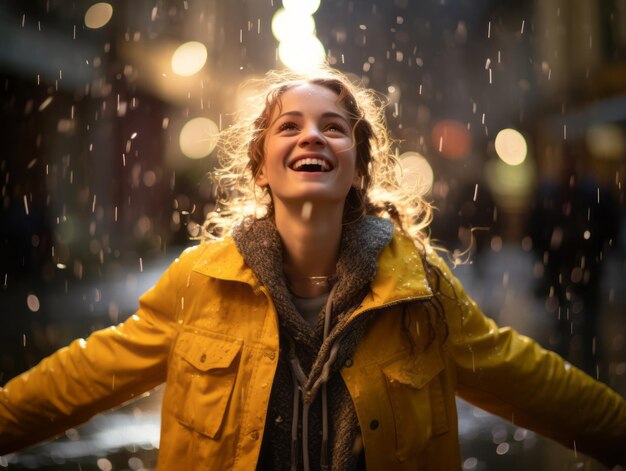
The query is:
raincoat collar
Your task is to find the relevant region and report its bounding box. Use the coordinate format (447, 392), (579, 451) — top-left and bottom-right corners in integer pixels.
(353, 229), (434, 317)
(191, 226), (434, 309)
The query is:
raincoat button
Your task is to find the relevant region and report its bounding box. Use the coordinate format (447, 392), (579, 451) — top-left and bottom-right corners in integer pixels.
(344, 358), (353, 368)
(369, 420), (379, 430)
(267, 351), (276, 360)
(250, 430), (260, 440)
(199, 353), (206, 363)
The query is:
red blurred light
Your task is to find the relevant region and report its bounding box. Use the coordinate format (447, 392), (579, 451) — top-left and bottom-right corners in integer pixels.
(431, 120), (472, 159)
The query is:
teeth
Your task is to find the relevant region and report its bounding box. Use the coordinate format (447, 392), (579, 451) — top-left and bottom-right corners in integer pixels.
(291, 158), (331, 171)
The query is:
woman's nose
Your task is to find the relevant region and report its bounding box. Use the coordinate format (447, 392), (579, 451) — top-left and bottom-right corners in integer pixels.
(298, 125), (325, 147)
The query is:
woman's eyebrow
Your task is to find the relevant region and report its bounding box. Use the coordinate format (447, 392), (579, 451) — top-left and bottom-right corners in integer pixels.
(276, 110), (350, 123)
(321, 111), (350, 123)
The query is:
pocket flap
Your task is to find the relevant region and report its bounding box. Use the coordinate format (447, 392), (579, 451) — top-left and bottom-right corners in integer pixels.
(176, 330), (243, 372)
(382, 348), (444, 389)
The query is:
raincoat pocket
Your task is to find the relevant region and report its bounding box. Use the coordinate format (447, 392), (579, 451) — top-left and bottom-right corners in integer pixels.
(381, 347), (448, 461)
(170, 329), (243, 439)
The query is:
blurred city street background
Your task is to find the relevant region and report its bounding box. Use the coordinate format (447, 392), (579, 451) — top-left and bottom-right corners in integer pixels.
(1, 0), (625, 469)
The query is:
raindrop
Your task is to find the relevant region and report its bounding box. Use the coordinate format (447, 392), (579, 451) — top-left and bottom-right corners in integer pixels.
(128, 457), (143, 470)
(27, 294), (40, 312)
(301, 201), (313, 221)
(96, 458), (113, 471)
(490, 236), (502, 252)
(513, 428), (528, 441)
(85, 3), (114, 29)
(495, 442), (510, 455)
(38, 96), (53, 111)
(463, 457), (478, 469)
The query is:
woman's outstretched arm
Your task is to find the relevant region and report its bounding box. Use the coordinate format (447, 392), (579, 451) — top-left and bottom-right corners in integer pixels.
(0, 245), (198, 454)
(426, 251), (626, 469)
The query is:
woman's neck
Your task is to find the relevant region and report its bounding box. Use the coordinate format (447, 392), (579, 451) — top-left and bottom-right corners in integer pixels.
(274, 200), (343, 297)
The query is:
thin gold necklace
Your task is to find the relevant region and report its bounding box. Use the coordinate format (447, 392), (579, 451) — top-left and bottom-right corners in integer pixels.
(286, 273), (337, 287)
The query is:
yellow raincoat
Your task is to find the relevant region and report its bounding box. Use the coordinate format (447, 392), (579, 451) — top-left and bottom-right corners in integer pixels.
(1, 231), (625, 469)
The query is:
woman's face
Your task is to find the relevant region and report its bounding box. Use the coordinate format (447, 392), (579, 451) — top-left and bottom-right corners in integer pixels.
(256, 83), (359, 212)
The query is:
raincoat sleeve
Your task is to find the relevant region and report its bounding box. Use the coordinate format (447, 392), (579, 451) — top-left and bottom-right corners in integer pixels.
(426, 250), (626, 468)
(0, 246), (198, 455)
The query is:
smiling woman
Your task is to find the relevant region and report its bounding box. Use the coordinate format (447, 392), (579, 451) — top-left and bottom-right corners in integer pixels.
(1, 66), (626, 471)
(208, 67), (432, 245)
(256, 84), (359, 224)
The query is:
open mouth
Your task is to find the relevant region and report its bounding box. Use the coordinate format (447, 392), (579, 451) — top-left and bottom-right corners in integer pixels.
(289, 158), (333, 173)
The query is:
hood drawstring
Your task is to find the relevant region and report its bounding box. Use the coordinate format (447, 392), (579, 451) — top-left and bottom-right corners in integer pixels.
(288, 282), (340, 471)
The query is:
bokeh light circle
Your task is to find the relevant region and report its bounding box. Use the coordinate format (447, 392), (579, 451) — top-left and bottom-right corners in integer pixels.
(171, 42), (208, 77)
(431, 120), (472, 159)
(84, 3), (113, 29)
(278, 35), (326, 73)
(397, 151), (434, 195)
(179, 117), (219, 159)
(271, 9), (316, 42)
(494, 128), (527, 166)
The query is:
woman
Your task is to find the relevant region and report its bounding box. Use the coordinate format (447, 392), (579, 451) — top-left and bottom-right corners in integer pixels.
(1, 67), (625, 470)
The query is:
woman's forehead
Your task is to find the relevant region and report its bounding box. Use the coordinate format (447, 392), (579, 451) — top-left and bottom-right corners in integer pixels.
(272, 83), (348, 118)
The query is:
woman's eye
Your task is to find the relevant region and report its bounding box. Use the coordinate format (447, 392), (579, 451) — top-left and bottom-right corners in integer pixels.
(278, 121), (298, 132)
(325, 123), (347, 133)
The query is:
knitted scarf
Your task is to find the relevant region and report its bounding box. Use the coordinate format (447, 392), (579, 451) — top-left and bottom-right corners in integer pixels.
(232, 215), (394, 471)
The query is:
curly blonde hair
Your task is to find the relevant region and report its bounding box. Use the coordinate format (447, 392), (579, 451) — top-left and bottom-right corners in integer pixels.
(202, 66), (433, 249)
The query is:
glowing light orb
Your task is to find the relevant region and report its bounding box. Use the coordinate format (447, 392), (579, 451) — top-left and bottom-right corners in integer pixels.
(397, 151), (434, 195)
(485, 158), (534, 205)
(494, 128), (527, 166)
(84, 3), (113, 29)
(171, 42), (208, 77)
(179, 117), (219, 159)
(278, 35), (326, 73)
(271, 8), (315, 42)
(283, 0), (321, 15)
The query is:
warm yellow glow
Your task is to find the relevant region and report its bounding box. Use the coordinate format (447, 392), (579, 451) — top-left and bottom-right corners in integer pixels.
(278, 35), (326, 73)
(271, 8), (315, 42)
(283, 0), (321, 15)
(494, 128), (527, 166)
(586, 124), (625, 160)
(171, 41), (208, 77)
(397, 152), (434, 195)
(485, 158), (535, 211)
(179, 117), (219, 159)
(84, 3), (113, 29)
